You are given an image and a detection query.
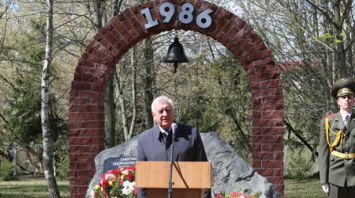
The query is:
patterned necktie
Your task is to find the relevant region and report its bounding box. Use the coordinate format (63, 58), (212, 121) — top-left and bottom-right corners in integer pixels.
(345, 115), (350, 126)
(165, 128), (175, 148)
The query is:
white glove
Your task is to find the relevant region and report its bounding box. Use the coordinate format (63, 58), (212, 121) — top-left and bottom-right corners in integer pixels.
(321, 183), (329, 193)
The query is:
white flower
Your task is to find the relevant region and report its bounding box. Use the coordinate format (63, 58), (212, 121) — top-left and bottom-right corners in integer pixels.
(104, 173), (115, 180)
(121, 170), (129, 175)
(122, 181), (135, 195)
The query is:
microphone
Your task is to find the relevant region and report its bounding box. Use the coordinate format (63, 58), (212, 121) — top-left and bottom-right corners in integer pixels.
(171, 123), (177, 135)
(168, 123), (177, 198)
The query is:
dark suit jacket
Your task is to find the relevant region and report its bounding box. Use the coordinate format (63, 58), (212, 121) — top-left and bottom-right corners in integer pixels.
(137, 123), (208, 161)
(137, 123), (210, 197)
(318, 112), (355, 187)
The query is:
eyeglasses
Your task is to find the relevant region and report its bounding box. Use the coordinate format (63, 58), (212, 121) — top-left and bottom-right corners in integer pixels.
(339, 95), (354, 100)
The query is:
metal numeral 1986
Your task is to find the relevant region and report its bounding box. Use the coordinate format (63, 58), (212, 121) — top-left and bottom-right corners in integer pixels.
(141, 2), (213, 29)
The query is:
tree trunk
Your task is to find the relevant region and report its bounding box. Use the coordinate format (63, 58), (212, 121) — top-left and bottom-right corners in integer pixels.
(115, 47), (137, 141)
(128, 46), (137, 140)
(41, 0), (60, 197)
(94, 0), (117, 148)
(95, 0), (103, 29)
(332, 1), (346, 78)
(115, 66), (128, 142)
(104, 73), (116, 148)
(143, 37), (154, 128)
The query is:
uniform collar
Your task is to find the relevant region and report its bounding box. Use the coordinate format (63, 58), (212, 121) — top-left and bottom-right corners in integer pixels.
(340, 110), (352, 122)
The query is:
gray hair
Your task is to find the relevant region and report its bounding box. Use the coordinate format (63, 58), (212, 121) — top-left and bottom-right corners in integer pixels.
(151, 96), (175, 112)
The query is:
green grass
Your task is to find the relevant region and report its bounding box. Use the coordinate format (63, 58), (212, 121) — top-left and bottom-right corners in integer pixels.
(0, 178), (69, 198)
(284, 178), (327, 198)
(0, 177), (326, 197)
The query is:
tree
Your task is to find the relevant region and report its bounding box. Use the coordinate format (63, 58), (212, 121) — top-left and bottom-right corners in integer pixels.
(142, 37), (155, 129)
(115, 47), (138, 141)
(41, 0), (60, 196)
(232, 0), (355, 175)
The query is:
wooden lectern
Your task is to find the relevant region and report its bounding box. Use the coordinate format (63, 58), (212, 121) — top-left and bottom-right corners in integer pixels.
(135, 161), (212, 198)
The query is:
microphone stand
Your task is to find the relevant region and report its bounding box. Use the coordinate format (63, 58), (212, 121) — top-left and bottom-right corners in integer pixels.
(168, 124), (177, 198)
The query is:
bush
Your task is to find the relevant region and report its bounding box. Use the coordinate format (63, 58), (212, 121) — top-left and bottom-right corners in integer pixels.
(285, 147), (314, 179)
(57, 155), (69, 179)
(0, 159), (14, 181)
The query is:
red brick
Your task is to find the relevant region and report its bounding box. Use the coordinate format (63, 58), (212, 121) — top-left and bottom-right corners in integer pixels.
(252, 151), (262, 160)
(69, 153), (90, 162)
(254, 119), (274, 127)
(260, 152), (274, 160)
(68, 169), (78, 177)
(77, 104), (104, 113)
(250, 72), (280, 83)
(257, 168), (274, 176)
(229, 42), (245, 57)
(252, 127), (261, 135)
(93, 34), (119, 57)
(261, 144), (272, 151)
(69, 161), (92, 170)
(262, 144), (283, 152)
(252, 143), (262, 152)
(70, 121), (103, 129)
(260, 127), (283, 135)
(262, 160), (283, 168)
(69, 112), (104, 121)
(274, 168), (283, 176)
(71, 81), (92, 90)
(252, 100), (274, 111)
(274, 151), (284, 160)
(247, 49), (272, 62)
(69, 136), (104, 146)
(258, 56), (276, 66)
(252, 160), (261, 168)
(253, 135), (264, 143)
(252, 88), (283, 97)
(261, 110), (283, 119)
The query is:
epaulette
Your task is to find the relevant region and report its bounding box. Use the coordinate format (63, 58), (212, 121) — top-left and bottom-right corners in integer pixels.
(323, 113), (336, 119)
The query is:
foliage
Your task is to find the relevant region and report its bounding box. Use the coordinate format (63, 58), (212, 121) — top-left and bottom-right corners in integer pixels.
(0, 9), (67, 177)
(173, 48), (252, 160)
(281, 66), (332, 155)
(94, 166), (136, 198)
(1, 18), (47, 144)
(1, 39), (66, 145)
(2, 70), (42, 144)
(284, 146), (315, 179)
(56, 155), (69, 180)
(232, 0), (355, 168)
(0, 159), (14, 181)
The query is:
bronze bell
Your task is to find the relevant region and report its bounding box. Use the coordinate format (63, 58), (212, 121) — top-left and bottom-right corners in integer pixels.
(164, 37), (188, 73)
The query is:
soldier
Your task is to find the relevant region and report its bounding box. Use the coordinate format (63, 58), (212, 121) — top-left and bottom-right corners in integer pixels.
(319, 78), (355, 198)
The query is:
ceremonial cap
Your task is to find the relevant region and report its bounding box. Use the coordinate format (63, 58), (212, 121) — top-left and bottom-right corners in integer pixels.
(331, 78), (355, 98)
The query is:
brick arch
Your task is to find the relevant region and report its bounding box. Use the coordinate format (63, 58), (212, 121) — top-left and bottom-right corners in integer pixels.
(69, 0), (284, 197)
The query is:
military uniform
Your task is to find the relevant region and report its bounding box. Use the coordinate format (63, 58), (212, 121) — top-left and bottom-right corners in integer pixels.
(318, 78), (355, 198)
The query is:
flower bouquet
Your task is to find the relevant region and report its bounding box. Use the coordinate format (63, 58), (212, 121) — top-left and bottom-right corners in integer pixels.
(94, 165), (137, 198)
(215, 190), (261, 198)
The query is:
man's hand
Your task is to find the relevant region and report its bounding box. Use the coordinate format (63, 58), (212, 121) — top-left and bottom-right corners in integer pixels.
(321, 183), (329, 193)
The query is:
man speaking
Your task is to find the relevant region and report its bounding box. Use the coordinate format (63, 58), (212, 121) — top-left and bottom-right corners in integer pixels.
(137, 95), (210, 198)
